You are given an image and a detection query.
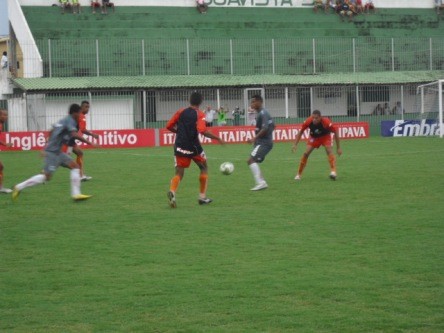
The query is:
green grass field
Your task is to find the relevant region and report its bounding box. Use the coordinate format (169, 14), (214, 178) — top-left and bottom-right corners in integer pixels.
(1, 138), (443, 332)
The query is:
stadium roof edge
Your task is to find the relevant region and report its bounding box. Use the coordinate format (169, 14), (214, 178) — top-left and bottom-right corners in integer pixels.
(12, 71), (444, 92)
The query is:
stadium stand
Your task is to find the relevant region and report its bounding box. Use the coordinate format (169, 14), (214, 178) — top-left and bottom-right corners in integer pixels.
(19, 6), (444, 78)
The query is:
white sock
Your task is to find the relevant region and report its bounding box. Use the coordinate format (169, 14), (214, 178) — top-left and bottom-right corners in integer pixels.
(249, 163), (263, 184)
(16, 174), (46, 191)
(70, 169), (81, 196)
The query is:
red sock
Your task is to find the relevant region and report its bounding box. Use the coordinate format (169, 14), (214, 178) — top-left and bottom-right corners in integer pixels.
(76, 156), (84, 177)
(170, 175), (181, 193)
(328, 154), (336, 172)
(199, 174), (208, 197)
(298, 156), (308, 175)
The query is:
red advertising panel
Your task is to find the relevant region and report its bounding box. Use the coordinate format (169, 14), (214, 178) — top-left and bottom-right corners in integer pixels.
(1, 129), (156, 151)
(159, 122), (369, 146)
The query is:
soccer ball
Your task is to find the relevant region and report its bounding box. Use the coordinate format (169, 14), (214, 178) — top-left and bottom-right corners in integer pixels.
(220, 162), (234, 175)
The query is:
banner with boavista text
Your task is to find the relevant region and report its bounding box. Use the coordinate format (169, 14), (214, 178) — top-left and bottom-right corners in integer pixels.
(0, 123), (368, 151)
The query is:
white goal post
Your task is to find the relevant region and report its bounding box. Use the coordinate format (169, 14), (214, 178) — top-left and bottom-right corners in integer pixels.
(417, 80), (444, 138)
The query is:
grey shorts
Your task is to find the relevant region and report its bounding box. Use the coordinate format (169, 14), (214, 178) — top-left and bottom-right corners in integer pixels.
(43, 151), (73, 175)
(250, 143), (273, 163)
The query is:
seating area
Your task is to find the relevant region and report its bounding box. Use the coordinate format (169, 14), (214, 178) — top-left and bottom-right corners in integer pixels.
(20, 6), (444, 78)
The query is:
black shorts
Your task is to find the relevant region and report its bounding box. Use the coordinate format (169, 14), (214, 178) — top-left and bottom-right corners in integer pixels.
(250, 143), (273, 163)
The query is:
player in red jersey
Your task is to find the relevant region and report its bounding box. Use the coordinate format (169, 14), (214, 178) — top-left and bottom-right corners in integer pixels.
(0, 109), (13, 193)
(63, 101), (99, 181)
(166, 92), (225, 208)
(292, 110), (342, 180)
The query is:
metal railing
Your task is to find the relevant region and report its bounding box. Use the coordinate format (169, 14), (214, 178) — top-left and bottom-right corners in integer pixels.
(5, 84), (428, 138)
(9, 37), (443, 78)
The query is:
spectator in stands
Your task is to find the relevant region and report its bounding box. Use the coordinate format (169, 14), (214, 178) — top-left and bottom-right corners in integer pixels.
(91, 0), (101, 14)
(1, 52), (7, 70)
(72, 0), (81, 14)
(355, 0), (364, 13)
(217, 107), (227, 126)
(59, 0), (72, 14)
(372, 104), (383, 115)
(102, 0), (115, 14)
(392, 101), (405, 116)
(383, 102), (391, 115)
(197, 0), (208, 14)
(339, 0), (354, 22)
(335, 0), (343, 15)
(313, 0), (326, 13)
(204, 106), (217, 127)
(436, 0), (444, 15)
(364, 0), (375, 14)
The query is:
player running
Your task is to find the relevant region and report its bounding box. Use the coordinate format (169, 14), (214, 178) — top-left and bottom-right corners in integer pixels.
(166, 91), (225, 208)
(0, 109), (13, 194)
(292, 110), (342, 180)
(64, 100), (99, 181)
(12, 104), (99, 201)
(247, 95), (274, 191)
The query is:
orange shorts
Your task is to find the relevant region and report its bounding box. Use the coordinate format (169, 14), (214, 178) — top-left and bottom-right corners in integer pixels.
(175, 153), (206, 168)
(307, 135), (332, 149)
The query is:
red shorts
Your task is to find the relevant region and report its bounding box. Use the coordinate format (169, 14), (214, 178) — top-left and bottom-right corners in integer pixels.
(307, 135), (332, 149)
(175, 153), (206, 168)
(91, 2), (101, 7)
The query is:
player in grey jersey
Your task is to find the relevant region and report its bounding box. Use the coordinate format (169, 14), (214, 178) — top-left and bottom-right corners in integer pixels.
(12, 104), (99, 201)
(247, 95), (274, 191)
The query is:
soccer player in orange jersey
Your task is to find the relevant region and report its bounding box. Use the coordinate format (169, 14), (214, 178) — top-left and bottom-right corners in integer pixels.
(292, 110), (342, 180)
(166, 92), (225, 208)
(0, 109), (14, 193)
(64, 101), (99, 181)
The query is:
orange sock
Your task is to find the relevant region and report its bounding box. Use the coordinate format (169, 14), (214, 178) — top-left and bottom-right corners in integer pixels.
(199, 174), (208, 197)
(170, 175), (181, 193)
(328, 154), (336, 173)
(76, 156), (84, 177)
(298, 156), (308, 175)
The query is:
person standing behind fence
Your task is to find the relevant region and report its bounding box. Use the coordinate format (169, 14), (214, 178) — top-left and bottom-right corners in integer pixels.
(63, 101), (99, 182)
(204, 106), (217, 127)
(12, 104), (100, 202)
(292, 110), (342, 181)
(91, 0), (101, 13)
(0, 109), (13, 194)
(59, 0), (72, 14)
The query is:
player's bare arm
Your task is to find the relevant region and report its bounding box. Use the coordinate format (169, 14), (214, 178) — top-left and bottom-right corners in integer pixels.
(292, 130), (303, 153)
(203, 130), (225, 145)
(71, 131), (100, 148)
(334, 129), (342, 156)
(82, 129), (99, 139)
(0, 138), (13, 148)
(247, 127), (267, 144)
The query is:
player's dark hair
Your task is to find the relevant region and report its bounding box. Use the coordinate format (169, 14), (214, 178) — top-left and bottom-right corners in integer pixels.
(252, 95), (263, 102)
(190, 92), (203, 106)
(312, 110), (322, 116)
(69, 103), (82, 115)
(81, 100), (89, 106)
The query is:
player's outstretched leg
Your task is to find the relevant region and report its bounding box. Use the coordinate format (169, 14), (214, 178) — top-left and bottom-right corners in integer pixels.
(197, 161), (212, 205)
(0, 162), (12, 193)
(198, 173), (212, 205)
(295, 154), (308, 180)
(167, 167), (183, 208)
(12, 174), (47, 200)
(328, 153), (337, 180)
(71, 168), (92, 201)
(248, 158), (268, 191)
